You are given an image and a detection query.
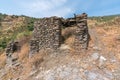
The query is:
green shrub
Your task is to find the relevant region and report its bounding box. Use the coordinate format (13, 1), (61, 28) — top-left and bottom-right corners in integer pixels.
(0, 38), (7, 49)
(27, 25), (34, 31)
(0, 41), (7, 49)
(26, 18), (35, 31)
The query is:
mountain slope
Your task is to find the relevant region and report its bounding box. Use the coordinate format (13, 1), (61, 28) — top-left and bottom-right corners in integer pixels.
(0, 13), (37, 52)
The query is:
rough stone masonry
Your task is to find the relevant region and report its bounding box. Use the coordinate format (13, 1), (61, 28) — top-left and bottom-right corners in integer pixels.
(5, 41), (20, 66)
(30, 17), (62, 55)
(30, 13), (90, 54)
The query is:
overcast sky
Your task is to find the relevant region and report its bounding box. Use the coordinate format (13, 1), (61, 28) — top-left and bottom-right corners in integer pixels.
(0, 0), (120, 18)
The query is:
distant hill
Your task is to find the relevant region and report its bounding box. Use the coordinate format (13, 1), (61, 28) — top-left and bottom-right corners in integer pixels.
(89, 14), (120, 22)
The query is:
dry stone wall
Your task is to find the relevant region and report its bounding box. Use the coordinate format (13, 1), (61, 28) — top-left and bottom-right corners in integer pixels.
(30, 17), (62, 55)
(30, 13), (90, 54)
(61, 13), (90, 51)
(5, 41), (20, 66)
(74, 13), (90, 51)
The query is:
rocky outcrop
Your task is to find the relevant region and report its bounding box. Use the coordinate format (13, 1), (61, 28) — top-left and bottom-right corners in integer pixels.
(30, 13), (90, 55)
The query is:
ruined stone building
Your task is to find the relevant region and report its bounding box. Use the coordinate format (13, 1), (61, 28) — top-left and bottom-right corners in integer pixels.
(30, 13), (90, 54)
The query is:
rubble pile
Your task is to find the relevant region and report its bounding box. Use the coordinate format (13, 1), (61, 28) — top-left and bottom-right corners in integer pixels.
(5, 41), (20, 66)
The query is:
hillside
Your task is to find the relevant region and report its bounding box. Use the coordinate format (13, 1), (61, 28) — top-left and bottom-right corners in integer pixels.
(0, 13), (37, 53)
(0, 13), (120, 80)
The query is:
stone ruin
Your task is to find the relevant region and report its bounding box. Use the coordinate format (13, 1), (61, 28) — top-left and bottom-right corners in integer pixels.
(5, 41), (20, 66)
(5, 13), (90, 60)
(72, 13), (90, 51)
(5, 13), (90, 67)
(30, 17), (62, 55)
(30, 13), (90, 54)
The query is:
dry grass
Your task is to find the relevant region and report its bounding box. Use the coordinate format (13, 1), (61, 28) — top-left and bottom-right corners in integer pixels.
(20, 59), (32, 79)
(115, 53), (120, 62)
(0, 53), (6, 69)
(94, 24), (119, 49)
(18, 45), (46, 78)
(29, 52), (44, 69)
(1, 43), (45, 79)
(64, 35), (75, 47)
(106, 63), (118, 71)
(17, 43), (32, 78)
(18, 43), (29, 62)
(0, 43), (30, 80)
(2, 69), (15, 80)
(62, 27), (76, 40)
(19, 50), (46, 79)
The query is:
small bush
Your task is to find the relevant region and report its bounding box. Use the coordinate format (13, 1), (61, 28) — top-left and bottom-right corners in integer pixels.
(0, 41), (7, 49)
(27, 25), (34, 31)
(0, 37), (7, 49)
